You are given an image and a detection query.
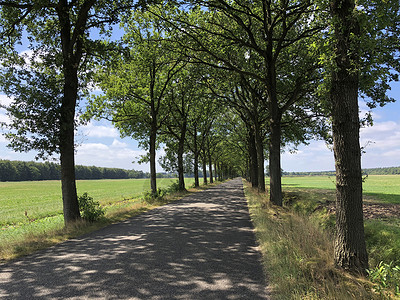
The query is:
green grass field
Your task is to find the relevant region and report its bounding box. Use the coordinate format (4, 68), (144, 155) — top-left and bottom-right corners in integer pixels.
(0, 177), (211, 261)
(278, 175), (400, 205)
(0, 177), (196, 227)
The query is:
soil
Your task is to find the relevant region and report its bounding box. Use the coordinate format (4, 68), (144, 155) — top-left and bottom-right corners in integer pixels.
(326, 200), (400, 220)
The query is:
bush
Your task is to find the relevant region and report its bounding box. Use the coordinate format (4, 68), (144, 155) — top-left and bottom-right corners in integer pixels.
(142, 188), (167, 204)
(367, 261), (400, 298)
(78, 193), (105, 222)
(167, 181), (181, 193)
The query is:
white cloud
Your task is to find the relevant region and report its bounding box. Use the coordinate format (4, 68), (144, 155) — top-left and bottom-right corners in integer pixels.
(282, 119), (400, 172)
(75, 139), (159, 171)
(282, 140), (335, 172)
(79, 122), (119, 138)
(360, 121), (400, 150)
(111, 139), (128, 148)
(19, 49), (43, 65)
(0, 94), (14, 107)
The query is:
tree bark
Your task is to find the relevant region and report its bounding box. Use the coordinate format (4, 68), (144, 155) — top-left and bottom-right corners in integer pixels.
(330, 0), (368, 274)
(193, 125), (199, 187)
(57, 1), (92, 225)
(177, 123), (186, 191)
(149, 126), (157, 194)
(202, 149), (207, 184)
(254, 121), (265, 192)
(208, 151), (213, 184)
(60, 73), (80, 225)
(214, 162), (218, 182)
(248, 128), (258, 188)
(269, 120), (283, 206)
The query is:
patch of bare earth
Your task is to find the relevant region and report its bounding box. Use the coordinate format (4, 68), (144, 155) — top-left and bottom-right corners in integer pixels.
(327, 200), (400, 220)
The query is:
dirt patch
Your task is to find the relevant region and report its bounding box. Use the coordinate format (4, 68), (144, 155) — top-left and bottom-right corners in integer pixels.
(326, 202), (400, 220)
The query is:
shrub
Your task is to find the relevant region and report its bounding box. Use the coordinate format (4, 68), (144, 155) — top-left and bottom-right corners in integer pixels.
(78, 193), (105, 222)
(367, 261), (400, 298)
(167, 181), (181, 193)
(142, 188), (167, 204)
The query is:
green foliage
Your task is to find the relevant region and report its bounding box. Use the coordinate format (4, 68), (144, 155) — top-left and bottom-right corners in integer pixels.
(166, 181), (181, 193)
(365, 219), (400, 267)
(367, 261), (400, 298)
(78, 193), (105, 222)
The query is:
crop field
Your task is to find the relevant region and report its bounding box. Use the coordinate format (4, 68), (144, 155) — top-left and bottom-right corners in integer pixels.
(278, 175), (400, 205)
(0, 177), (194, 227)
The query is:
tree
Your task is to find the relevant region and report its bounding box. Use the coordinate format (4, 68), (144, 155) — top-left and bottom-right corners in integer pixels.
(327, 0), (400, 274)
(160, 65), (201, 191)
(85, 7), (185, 194)
(0, 0), (145, 225)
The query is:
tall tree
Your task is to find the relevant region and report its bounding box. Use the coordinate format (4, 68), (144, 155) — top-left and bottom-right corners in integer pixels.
(0, 0), (133, 225)
(85, 7), (185, 194)
(328, 0), (400, 274)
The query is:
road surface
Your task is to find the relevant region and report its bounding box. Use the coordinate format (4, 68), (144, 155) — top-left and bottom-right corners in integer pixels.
(0, 178), (269, 299)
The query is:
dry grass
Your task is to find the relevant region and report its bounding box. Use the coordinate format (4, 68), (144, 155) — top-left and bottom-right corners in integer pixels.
(243, 180), (379, 299)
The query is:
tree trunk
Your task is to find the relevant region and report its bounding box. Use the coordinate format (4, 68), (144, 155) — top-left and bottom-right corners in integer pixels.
(214, 162), (218, 182)
(177, 138), (185, 191)
(254, 121), (265, 192)
(248, 129), (258, 188)
(60, 73), (80, 225)
(202, 149), (207, 185)
(208, 152), (213, 184)
(193, 126), (199, 187)
(269, 120), (283, 206)
(194, 152), (199, 187)
(149, 126), (157, 194)
(177, 122), (186, 191)
(330, 0), (368, 275)
(58, 4), (83, 225)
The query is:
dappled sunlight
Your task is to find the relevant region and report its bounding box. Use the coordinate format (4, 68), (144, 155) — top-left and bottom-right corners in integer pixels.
(0, 178), (268, 299)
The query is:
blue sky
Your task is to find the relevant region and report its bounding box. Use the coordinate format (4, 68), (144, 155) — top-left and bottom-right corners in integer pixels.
(0, 25), (399, 172)
(282, 81), (400, 172)
(1, 82), (399, 173)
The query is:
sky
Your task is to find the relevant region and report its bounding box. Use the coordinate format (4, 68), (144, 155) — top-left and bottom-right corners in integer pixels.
(0, 26), (399, 173)
(1, 82), (400, 173)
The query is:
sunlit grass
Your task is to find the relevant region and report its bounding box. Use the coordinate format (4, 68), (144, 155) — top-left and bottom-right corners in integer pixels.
(0, 178), (215, 262)
(269, 175), (400, 205)
(244, 180), (378, 299)
(0, 177), (201, 226)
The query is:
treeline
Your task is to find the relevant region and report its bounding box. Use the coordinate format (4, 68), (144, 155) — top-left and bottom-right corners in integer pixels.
(283, 171), (336, 177)
(363, 167), (400, 175)
(284, 167), (400, 177)
(0, 159), (155, 182)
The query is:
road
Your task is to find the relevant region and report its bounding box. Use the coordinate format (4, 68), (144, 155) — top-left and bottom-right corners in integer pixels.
(0, 178), (269, 299)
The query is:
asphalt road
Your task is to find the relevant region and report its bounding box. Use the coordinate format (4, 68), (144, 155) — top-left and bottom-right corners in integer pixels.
(0, 178), (269, 299)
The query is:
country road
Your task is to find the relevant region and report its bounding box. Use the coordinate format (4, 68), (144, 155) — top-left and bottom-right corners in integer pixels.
(0, 178), (269, 299)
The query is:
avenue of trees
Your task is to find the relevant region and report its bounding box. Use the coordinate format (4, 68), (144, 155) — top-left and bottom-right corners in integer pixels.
(1, 0), (399, 275)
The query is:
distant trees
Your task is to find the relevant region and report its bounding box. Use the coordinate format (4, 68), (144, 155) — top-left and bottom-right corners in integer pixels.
(0, 159), (150, 182)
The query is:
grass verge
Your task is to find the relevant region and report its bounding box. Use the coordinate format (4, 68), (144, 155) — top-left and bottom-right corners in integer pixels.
(244, 180), (382, 299)
(0, 180), (223, 263)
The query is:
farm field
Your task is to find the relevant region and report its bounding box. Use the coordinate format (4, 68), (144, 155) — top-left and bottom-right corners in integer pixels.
(277, 175), (400, 205)
(0, 177), (196, 227)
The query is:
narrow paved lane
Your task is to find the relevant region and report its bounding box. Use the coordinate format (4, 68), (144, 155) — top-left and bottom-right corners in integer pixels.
(0, 178), (269, 299)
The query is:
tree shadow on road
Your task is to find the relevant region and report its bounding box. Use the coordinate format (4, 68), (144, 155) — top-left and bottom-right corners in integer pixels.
(0, 179), (268, 299)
